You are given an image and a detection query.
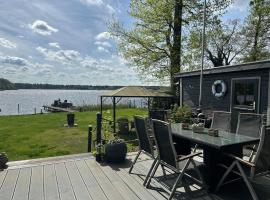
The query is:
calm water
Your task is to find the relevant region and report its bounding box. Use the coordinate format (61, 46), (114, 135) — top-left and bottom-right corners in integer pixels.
(0, 89), (108, 115)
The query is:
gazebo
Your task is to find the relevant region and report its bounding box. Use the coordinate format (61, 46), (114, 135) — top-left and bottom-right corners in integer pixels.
(100, 86), (173, 132)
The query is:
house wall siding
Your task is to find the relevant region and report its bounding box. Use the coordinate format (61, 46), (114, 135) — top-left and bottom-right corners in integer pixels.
(181, 69), (269, 114)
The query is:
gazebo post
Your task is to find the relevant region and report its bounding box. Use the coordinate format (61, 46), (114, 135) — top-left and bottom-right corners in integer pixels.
(113, 97), (116, 133)
(100, 96), (103, 116)
(148, 97), (151, 117)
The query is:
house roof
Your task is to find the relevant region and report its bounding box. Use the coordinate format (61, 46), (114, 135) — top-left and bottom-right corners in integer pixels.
(175, 60), (270, 78)
(100, 86), (173, 98)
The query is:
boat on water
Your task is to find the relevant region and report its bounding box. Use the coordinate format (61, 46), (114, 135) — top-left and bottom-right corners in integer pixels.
(52, 99), (73, 108)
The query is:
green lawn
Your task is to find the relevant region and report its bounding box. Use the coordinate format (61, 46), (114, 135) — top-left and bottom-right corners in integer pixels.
(0, 108), (147, 161)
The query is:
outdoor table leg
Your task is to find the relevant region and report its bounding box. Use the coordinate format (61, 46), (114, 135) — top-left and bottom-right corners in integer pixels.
(173, 136), (191, 155)
(203, 146), (243, 192)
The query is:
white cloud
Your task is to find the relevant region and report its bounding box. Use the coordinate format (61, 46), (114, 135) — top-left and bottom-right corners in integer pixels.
(3, 67), (17, 74)
(49, 42), (60, 49)
(229, 0), (249, 12)
(106, 4), (116, 14)
(36, 46), (81, 63)
(80, 0), (103, 6)
(80, 57), (98, 69)
(79, 0), (116, 15)
(0, 37), (17, 49)
(0, 56), (27, 66)
(94, 41), (112, 48)
(97, 46), (109, 53)
(95, 32), (112, 53)
(95, 31), (111, 41)
(29, 20), (58, 36)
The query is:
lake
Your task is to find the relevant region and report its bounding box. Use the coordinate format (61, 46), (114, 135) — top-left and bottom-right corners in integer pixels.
(0, 89), (121, 116)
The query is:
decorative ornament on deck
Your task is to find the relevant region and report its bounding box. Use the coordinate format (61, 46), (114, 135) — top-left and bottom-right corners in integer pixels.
(212, 80), (227, 99)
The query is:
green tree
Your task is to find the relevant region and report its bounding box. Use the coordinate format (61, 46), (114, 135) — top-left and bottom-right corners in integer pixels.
(109, 0), (231, 91)
(241, 0), (270, 62)
(0, 78), (15, 90)
(184, 19), (244, 69)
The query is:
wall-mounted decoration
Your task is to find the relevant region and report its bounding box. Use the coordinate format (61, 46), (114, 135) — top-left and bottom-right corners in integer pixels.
(212, 80), (227, 98)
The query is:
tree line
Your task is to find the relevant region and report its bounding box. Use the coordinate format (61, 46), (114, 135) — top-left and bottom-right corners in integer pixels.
(109, 0), (270, 91)
(14, 83), (123, 90)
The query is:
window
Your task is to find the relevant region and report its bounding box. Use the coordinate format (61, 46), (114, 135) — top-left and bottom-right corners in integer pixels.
(233, 79), (258, 108)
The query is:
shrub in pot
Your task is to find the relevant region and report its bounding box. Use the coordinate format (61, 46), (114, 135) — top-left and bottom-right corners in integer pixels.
(170, 105), (192, 130)
(105, 139), (127, 163)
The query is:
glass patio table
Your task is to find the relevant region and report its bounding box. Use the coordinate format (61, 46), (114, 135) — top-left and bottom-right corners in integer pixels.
(170, 123), (260, 192)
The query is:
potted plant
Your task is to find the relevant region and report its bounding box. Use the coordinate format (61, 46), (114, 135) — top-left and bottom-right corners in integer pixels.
(170, 105), (192, 130)
(105, 137), (127, 163)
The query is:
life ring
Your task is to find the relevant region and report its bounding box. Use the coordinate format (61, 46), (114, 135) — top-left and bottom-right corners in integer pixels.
(212, 80), (227, 98)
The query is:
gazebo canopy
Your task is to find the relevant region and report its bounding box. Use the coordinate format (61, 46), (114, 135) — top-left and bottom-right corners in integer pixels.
(100, 86), (173, 133)
(101, 86), (172, 98)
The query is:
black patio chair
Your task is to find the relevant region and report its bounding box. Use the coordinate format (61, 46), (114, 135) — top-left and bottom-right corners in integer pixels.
(236, 113), (263, 161)
(216, 125), (270, 200)
(129, 116), (166, 184)
(211, 111), (231, 132)
(146, 119), (204, 200)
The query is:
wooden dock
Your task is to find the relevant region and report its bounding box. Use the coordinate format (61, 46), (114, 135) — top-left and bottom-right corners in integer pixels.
(1, 152), (269, 200)
(43, 105), (75, 113)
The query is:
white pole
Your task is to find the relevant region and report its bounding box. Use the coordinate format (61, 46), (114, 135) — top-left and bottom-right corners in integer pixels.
(199, 0), (207, 107)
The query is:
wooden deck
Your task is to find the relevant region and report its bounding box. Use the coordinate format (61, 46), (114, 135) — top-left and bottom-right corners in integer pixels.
(0, 153), (269, 200)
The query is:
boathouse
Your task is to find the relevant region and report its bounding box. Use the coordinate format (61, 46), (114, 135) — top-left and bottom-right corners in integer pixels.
(175, 60), (270, 131)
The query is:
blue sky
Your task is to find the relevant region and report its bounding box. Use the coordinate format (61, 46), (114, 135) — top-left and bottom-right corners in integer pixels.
(0, 0), (249, 85)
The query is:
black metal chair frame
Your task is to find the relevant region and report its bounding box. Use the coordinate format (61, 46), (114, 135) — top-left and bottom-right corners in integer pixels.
(129, 116), (166, 184)
(211, 111), (231, 132)
(145, 119), (205, 200)
(216, 125), (270, 200)
(236, 113), (263, 161)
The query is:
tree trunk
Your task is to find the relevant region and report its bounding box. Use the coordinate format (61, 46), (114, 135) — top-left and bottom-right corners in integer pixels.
(171, 0), (183, 94)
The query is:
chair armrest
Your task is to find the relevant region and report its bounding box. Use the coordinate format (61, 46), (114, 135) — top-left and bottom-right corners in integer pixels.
(224, 153), (256, 168)
(177, 152), (202, 162)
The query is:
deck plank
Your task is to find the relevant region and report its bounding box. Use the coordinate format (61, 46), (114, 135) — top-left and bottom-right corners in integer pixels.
(136, 157), (212, 200)
(65, 161), (93, 200)
(12, 167), (31, 200)
(75, 159), (108, 200)
(0, 170), (7, 189)
(43, 164), (60, 200)
(99, 162), (140, 200)
(0, 169), (19, 200)
(29, 166), (44, 200)
(114, 163), (163, 200)
(85, 159), (125, 200)
(54, 162), (76, 200)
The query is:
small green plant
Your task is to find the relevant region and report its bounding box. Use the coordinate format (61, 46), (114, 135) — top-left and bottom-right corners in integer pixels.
(171, 105), (192, 123)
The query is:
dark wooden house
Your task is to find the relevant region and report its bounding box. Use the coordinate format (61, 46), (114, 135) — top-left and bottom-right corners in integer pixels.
(175, 60), (270, 131)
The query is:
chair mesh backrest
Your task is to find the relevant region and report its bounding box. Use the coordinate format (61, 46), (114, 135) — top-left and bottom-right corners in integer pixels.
(134, 116), (153, 155)
(211, 111), (231, 132)
(236, 113), (262, 138)
(152, 119), (177, 169)
(253, 126), (270, 174)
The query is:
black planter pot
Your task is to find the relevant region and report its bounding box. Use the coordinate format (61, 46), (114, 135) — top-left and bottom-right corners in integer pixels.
(0, 153), (8, 170)
(105, 140), (127, 163)
(67, 113), (75, 126)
